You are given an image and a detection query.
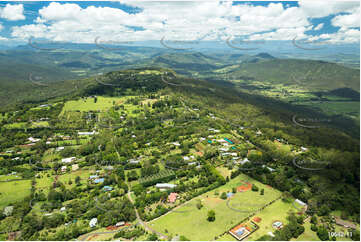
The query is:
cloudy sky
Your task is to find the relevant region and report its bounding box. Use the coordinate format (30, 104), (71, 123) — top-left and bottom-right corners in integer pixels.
(0, 0), (359, 45)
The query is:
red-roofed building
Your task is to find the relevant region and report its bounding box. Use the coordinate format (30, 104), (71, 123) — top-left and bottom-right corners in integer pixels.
(168, 193), (178, 203)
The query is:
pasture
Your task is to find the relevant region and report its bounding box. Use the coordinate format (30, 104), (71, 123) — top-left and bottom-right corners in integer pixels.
(60, 96), (125, 113)
(0, 179), (32, 209)
(148, 173), (281, 241)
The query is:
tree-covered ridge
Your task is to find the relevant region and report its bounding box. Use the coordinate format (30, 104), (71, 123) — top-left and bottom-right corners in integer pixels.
(0, 68), (359, 241)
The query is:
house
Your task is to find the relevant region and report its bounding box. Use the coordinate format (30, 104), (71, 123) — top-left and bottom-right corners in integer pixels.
(62, 157), (76, 163)
(235, 158), (250, 165)
(60, 207), (66, 212)
(300, 146), (308, 152)
(172, 142), (180, 146)
(295, 199), (307, 207)
(116, 221), (125, 227)
(103, 186), (113, 191)
(28, 137), (40, 143)
(72, 164), (79, 171)
(61, 166), (67, 173)
(272, 221), (283, 229)
(78, 131), (97, 136)
(168, 192), (178, 203)
(256, 130), (262, 135)
(224, 138), (234, 144)
(94, 178), (105, 184)
(89, 175), (99, 180)
(335, 217), (357, 230)
(3, 206), (13, 216)
(268, 232), (275, 237)
(183, 156), (190, 161)
(155, 183), (177, 189)
(188, 162), (197, 166)
(128, 159), (140, 164)
(89, 218), (98, 228)
(200, 137), (206, 141)
(262, 165), (275, 172)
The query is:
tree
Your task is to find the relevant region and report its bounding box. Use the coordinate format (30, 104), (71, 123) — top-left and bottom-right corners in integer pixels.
(252, 184), (259, 192)
(220, 192), (227, 200)
(75, 176), (81, 186)
(207, 210), (215, 222)
(317, 226), (329, 241)
(147, 233), (158, 241)
(260, 188), (264, 195)
(232, 187), (237, 193)
(196, 200), (203, 210)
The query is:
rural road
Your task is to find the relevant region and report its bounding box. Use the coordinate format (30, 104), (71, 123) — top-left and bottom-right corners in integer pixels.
(127, 189), (169, 240)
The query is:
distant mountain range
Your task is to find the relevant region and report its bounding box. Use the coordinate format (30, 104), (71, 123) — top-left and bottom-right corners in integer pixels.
(0, 44), (359, 110)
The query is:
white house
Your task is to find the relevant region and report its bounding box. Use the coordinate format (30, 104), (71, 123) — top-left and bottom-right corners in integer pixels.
(183, 156), (190, 161)
(128, 159), (140, 164)
(89, 218), (98, 228)
(219, 147), (229, 152)
(28, 137), (40, 143)
(155, 183), (177, 189)
(78, 131), (97, 136)
(300, 146), (308, 152)
(61, 166), (67, 173)
(188, 162), (197, 166)
(60, 207), (66, 212)
(62, 157), (76, 163)
(172, 142), (180, 146)
(238, 158), (250, 165)
(295, 199), (307, 206)
(56, 146), (65, 151)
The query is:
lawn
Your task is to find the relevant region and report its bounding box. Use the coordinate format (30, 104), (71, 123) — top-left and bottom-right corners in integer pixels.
(246, 199), (298, 241)
(148, 173), (282, 241)
(0, 179), (32, 209)
(57, 169), (93, 188)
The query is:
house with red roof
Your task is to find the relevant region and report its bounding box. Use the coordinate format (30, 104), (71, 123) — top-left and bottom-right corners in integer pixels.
(168, 192), (178, 203)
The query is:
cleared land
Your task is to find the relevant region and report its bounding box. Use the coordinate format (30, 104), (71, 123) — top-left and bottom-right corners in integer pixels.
(148, 173), (281, 241)
(0, 179), (32, 209)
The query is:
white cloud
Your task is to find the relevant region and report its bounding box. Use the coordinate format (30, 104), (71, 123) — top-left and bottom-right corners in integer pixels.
(332, 7), (360, 28)
(314, 23), (324, 31)
(8, 1), (360, 44)
(299, 0), (359, 18)
(0, 4), (25, 21)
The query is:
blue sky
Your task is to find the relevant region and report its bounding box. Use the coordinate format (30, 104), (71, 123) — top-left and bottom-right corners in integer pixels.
(0, 1), (358, 45)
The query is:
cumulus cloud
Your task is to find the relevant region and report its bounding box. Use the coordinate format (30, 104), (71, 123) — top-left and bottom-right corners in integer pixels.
(8, 1), (360, 44)
(0, 4), (25, 21)
(299, 0), (359, 18)
(332, 7), (360, 28)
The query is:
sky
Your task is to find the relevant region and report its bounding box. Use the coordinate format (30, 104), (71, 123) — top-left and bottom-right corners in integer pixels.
(0, 0), (359, 45)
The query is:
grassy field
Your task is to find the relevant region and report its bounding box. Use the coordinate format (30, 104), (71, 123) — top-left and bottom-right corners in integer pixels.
(148, 173), (282, 241)
(57, 169), (93, 188)
(246, 199), (298, 240)
(60, 96), (125, 114)
(0, 179), (32, 209)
